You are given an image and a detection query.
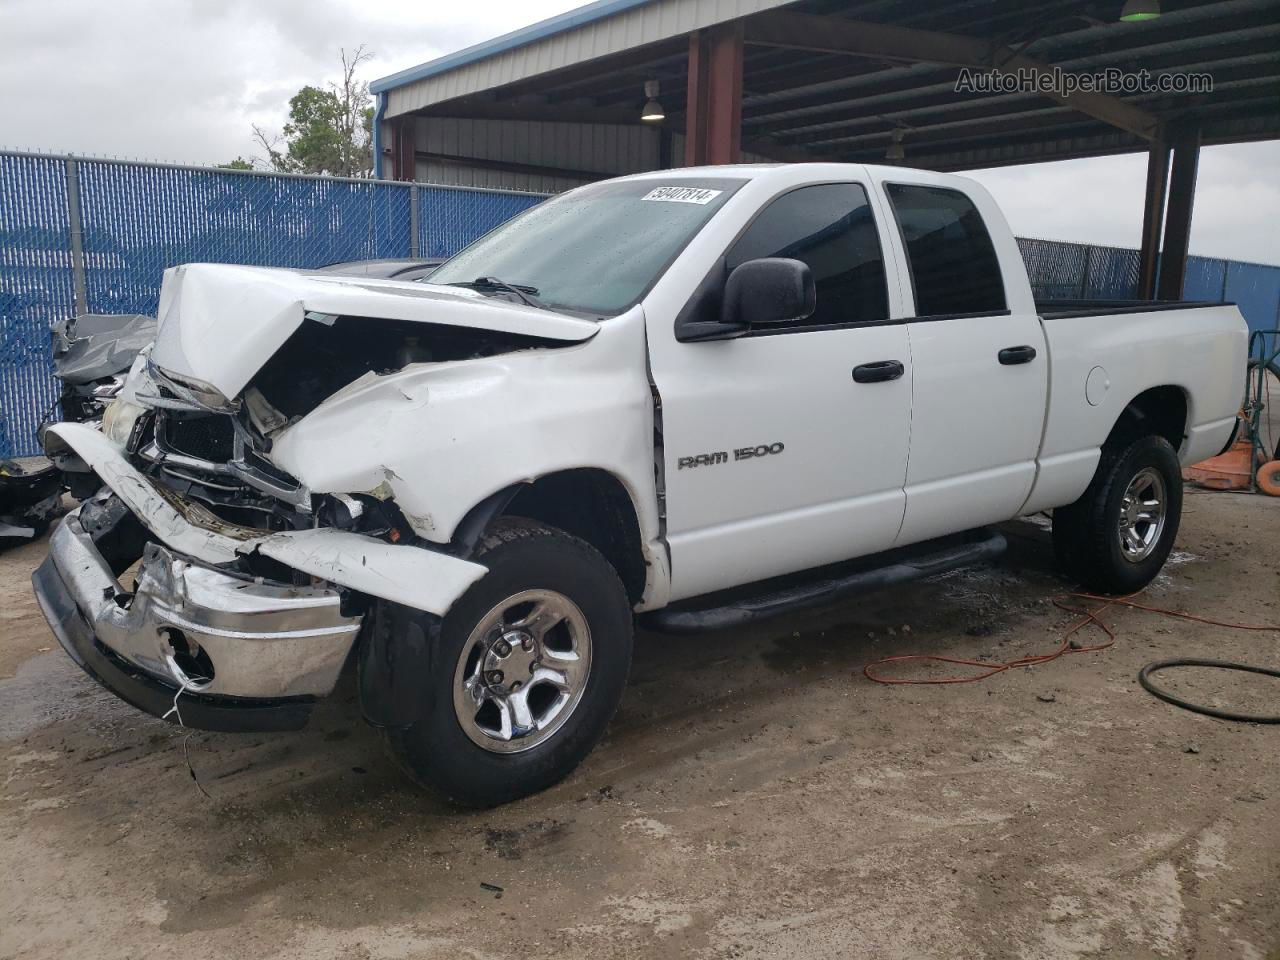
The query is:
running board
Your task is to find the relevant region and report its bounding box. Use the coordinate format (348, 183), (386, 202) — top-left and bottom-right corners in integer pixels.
(644, 530), (1007, 634)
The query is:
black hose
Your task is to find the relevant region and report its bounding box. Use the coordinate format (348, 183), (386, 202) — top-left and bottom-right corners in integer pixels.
(1138, 658), (1280, 724)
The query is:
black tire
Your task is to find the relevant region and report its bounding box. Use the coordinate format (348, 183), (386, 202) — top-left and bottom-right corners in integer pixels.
(1052, 434), (1183, 594)
(383, 518), (633, 807)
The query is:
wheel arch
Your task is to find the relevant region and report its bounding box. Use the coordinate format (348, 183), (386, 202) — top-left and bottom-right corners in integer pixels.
(1104, 385), (1189, 454)
(451, 468), (649, 607)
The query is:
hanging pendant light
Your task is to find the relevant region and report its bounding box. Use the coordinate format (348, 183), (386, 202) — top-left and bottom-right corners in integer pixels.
(1119, 0), (1161, 22)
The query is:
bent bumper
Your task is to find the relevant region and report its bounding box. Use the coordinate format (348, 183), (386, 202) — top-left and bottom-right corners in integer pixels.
(43, 421), (488, 615)
(33, 510), (363, 731)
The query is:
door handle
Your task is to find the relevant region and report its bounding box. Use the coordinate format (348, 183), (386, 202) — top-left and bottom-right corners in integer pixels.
(998, 345), (1037, 365)
(852, 360), (905, 383)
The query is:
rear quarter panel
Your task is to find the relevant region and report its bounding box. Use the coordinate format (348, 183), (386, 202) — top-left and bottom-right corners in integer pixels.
(1022, 304), (1247, 514)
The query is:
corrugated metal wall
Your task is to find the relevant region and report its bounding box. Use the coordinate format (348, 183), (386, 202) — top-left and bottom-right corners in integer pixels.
(667, 132), (774, 167)
(384, 0), (794, 116)
(412, 118), (662, 193)
(403, 122), (776, 193)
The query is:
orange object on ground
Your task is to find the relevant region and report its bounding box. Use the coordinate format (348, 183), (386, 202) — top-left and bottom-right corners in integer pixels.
(1259, 459), (1280, 496)
(1183, 439), (1255, 491)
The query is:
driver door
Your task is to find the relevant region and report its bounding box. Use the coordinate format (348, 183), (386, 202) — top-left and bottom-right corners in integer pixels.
(647, 182), (913, 602)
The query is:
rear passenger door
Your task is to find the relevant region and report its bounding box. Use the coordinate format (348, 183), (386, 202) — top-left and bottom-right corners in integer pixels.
(880, 181), (1048, 546)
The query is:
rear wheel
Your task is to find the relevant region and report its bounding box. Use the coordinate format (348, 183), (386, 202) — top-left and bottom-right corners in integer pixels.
(1052, 434), (1183, 594)
(383, 518), (633, 807)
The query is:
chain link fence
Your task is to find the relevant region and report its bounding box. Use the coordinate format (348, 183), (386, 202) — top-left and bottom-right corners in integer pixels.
(0, 150), (545, 456)
(1018, 235), (1280, 329)
(2, 148), (1278, 457)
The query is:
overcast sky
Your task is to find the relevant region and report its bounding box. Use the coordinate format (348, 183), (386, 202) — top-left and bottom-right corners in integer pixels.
(2, 0), (1276, 265)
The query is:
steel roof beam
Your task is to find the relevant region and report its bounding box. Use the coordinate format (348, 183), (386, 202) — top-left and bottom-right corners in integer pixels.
(809, 85), (1278, 159)
(744, 26), (1280, 133)
(736, 3), (1279, 125)
(420, 99), (677, 126)
(770, 54), (1280, 146)
(743, 10), (1162, 140)
(837, 107), (1279, 171)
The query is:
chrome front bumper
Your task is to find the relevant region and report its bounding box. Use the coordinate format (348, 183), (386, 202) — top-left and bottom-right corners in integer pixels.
(37, 508), (362, 717)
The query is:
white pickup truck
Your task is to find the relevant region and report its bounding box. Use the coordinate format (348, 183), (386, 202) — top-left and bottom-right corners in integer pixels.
(35, 163), (1246, 806)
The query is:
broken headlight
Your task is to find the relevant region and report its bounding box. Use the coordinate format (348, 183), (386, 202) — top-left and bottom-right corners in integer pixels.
(325, 493), (367, 529)
(319, 494), (408, 542)
(101, 395), (147, 447)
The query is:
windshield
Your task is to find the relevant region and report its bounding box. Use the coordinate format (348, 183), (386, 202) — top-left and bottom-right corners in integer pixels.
(427, 178), (745, 316)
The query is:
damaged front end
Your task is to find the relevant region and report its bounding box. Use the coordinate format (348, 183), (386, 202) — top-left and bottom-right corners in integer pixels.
(31, 263), (599, 731)
(33, 501), (359, 732)
(35, 418), (487, 731)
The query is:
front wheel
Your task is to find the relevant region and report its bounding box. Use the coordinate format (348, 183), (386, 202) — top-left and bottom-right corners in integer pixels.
(1052, 434), (1183, 594)
(382, 518), (633, 807)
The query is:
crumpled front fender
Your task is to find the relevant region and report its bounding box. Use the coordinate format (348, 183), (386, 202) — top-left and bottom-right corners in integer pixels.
(267, 310), (658, 547)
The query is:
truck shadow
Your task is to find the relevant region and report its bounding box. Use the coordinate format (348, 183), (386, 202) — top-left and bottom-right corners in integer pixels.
(632, 516), (1060, 679)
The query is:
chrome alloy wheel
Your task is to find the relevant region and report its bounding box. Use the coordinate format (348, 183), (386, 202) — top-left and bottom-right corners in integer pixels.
(452, 589), (593, 754)
(1117, 466), (1167, 563)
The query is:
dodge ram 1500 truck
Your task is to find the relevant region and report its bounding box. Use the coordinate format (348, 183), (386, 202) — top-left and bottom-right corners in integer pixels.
(34, 163), (1247, 807)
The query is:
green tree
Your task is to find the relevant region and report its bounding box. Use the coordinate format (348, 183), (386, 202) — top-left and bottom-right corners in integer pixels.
(251, 46), (375, 177)
(218, 157), (254, 170)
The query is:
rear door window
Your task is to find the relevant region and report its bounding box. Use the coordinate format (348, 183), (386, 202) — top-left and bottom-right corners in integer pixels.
(885, 184), (1006, 317)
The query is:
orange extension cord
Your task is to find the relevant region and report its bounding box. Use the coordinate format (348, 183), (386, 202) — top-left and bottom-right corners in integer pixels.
(863, 591), (1280, 685)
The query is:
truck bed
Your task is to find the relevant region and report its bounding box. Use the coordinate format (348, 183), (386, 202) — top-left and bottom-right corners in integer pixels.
(1018, 298), (1247, 519)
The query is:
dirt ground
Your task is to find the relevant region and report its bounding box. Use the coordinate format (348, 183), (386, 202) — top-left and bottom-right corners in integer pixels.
(2, 486), (1279, 960)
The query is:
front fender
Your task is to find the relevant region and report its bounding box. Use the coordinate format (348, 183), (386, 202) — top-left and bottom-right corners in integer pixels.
(267, 309), (659, 548)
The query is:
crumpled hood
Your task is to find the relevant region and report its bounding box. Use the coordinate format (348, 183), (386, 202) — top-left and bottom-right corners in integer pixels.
(150, 262), (599, 400)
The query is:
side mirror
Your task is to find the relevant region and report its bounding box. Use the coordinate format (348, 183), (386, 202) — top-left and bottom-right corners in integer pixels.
(721, 257), (816, 327)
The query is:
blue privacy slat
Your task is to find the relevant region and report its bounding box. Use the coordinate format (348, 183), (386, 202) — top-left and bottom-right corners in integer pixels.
(77, 161), (416, 316)
(1223, 261), (1280, 337)
(0, 157), (542, 456)
(0, 154), (72, 457)
(1182, 255), (1228, 303)
(418, 185), (543, 258)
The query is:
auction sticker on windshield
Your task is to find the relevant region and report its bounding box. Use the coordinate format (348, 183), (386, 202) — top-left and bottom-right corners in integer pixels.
(642, 186), (724, 205)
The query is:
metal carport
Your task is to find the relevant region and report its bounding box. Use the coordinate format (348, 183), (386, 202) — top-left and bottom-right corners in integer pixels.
(371, 0), (1280, 298)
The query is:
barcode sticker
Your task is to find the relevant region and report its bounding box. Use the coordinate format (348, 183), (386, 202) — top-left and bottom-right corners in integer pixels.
(641, 186), (723, 205)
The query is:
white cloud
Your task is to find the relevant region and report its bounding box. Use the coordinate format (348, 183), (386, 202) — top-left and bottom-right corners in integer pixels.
(0, 0), (581, 163)
(964, 141), (1280, 265)
(1, 0), (1275, 265)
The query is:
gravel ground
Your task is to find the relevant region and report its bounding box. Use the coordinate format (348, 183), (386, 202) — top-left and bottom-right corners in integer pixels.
(2, 486), (1279, 960)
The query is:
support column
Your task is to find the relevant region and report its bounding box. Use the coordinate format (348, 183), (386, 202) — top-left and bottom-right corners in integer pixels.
(64, 158), (88, 315)
(390, 116), (417, 181)
(1137, 138), (1170, 300)
(685, 22), (744, 166)
(658, 127), (674, 170)
(1156, 125), (1200, 301)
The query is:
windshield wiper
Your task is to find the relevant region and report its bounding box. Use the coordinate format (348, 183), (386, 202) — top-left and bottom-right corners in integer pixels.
(446, 277), (546, 309)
